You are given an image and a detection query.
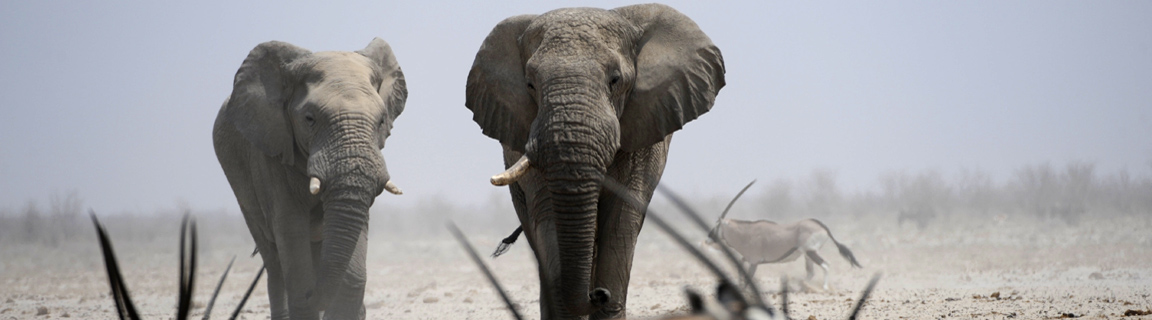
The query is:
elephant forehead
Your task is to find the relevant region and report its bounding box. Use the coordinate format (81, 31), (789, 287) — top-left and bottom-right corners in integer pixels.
(294, 52), (376, 83)
(525, 8), (636, 58)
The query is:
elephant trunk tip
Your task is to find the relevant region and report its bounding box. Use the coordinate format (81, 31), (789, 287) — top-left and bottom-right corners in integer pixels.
(591, 287), (610, 307)
(309, 177), (321, 195)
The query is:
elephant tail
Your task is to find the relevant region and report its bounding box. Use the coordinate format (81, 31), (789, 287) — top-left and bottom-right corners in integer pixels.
(491, 226), (523, 258)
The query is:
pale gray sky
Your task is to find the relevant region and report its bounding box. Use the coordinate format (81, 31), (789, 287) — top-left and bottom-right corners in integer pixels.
(2, 1), (1149, 213)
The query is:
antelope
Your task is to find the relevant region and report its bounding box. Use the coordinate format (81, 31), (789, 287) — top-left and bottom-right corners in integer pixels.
(90, 211), (263, 320)
(451, 178), (881, 320)
(701, 181), (862, 290)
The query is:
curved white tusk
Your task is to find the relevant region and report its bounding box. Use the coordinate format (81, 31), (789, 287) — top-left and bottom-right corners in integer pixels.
(491, 155), (531, 186)
(384, 180), (403, 195)
(309, 177), (321, 195)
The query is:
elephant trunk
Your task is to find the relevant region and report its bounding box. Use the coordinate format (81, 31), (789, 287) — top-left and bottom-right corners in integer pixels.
(308, 115), (390, 309)
(548, 168), (608, 317)
(529, 88), (620, 316)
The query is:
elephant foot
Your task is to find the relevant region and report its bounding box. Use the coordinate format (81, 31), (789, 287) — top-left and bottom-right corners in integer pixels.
(589, 301), (625, 320)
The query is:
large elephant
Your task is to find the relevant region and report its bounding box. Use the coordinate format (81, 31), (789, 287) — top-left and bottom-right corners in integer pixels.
(213, 38), (406, 320)
(466, 4), (724, 320)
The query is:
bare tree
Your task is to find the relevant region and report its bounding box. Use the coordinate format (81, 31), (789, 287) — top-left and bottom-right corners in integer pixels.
(802, 169), (841, 217)
(759, 178), (794, 218)
(956, 167), (996, 215)
(48, 189), (84, 242)
(22, 200), (42, 244)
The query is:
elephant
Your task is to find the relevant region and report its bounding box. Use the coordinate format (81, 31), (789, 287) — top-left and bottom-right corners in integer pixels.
(213, 38), (406, 320)
(465, 4), (725, 320)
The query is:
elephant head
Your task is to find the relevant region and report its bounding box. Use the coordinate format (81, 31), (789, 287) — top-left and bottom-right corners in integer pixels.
(466, 4), (724, 316)
(221, 38), (406, 308)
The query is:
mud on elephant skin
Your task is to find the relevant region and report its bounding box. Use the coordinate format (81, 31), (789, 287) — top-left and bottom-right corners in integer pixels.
(213, 38), (406, 320)
(466, 4), (724, 320)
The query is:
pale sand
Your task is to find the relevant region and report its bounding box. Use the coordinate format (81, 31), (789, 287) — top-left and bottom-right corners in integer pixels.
(2, 212), (1150, 319)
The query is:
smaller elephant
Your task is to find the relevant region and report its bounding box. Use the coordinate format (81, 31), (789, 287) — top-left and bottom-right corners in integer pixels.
(213, 38), (406, 319)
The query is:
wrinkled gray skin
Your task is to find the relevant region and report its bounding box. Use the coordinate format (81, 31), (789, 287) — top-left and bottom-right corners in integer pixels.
(213, 38), (406, 320)
(466, 4), (724, 320)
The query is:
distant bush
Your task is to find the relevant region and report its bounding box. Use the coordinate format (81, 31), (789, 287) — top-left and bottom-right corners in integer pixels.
(740, 161), (1152, 227)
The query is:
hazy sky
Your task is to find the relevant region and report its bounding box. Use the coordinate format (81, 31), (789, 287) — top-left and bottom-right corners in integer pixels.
(2, 1), (1149, 213)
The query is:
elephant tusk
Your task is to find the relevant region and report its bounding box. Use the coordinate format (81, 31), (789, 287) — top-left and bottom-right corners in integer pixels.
(309, 177), (321, 195)
(491, 155), (530, 186)
(384, 180), (403, 195)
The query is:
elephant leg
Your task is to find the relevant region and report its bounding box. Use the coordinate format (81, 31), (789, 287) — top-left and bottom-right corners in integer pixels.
(269, 203), (319, 320)
(505, 147), (566, 320)
(260, 242), (290, 320)
(232, 186), (290, 318)
(588, 208), (642, 320)
(323, 229), (367, 320)
(527, 214), (563, 320)
(590, 136), (670, 320)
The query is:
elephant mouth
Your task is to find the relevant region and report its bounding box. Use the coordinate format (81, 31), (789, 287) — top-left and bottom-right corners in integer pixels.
(308, 176), (403, 195)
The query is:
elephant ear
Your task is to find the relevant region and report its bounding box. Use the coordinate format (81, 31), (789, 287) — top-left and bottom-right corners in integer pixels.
(357, 38), (408, 146)
(613, 4), (726, 151)
(224, 41), (312, 165)
(465, 14), (539, 153)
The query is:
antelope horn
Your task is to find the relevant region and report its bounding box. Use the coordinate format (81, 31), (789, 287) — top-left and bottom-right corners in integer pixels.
(490, 155), (530, 186)
(309, 177), (321, 195)
(384, 180), (403, 195)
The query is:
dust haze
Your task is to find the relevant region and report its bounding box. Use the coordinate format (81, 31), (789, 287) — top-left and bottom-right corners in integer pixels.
(3, 163), (1151, 318)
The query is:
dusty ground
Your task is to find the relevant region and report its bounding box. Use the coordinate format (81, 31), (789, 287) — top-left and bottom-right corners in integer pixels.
(2, 210), (1151, 319)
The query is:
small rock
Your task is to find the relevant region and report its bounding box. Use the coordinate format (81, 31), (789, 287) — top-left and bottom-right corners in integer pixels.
(36, 307), (48, 316)
(650, 304), (661, 310)
(61, 312), (70, 318)
(991, 292), (1000, 299)
(3, 298), (11, 303)
(366, 300), (386, 309)
(406, 291), (420, 297)
(423, 297), (439, 303)
(1124, 309), (1152, 316)
(444, 292), (453, 297)
(1089, 272), (1105, 280)
(1, 308), (10, 314)
(808, 316), (818, 320)
(463, 297), (473, 303)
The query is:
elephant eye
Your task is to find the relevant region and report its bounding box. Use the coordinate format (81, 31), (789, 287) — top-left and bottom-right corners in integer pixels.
(609, 75), (621, 87)
(304, 113), (315, 126)
(526, 82), (535, 91)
